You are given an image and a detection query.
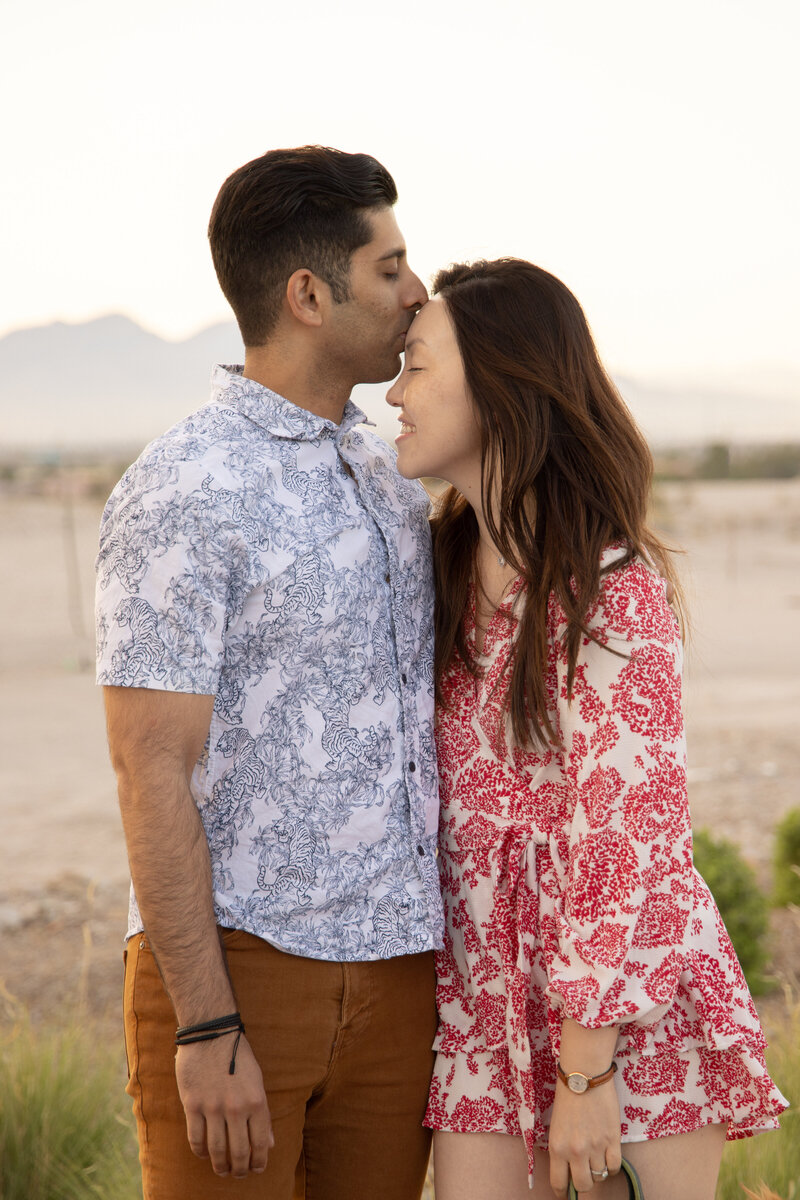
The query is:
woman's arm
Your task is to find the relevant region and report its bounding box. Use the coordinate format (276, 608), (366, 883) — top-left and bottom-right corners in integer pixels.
(544, 560), (689, 1191)
(548, 1018), (622, 1197)
(544, 560), (692, 1029)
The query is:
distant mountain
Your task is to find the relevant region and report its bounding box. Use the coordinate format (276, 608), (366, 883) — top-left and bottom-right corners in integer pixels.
(613, 373), (799, 448)
(0, 314), (797, 452)
(0, 314), (245, 451)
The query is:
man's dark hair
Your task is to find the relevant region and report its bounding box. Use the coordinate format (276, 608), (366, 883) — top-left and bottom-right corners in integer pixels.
(208, 146), (398, 346)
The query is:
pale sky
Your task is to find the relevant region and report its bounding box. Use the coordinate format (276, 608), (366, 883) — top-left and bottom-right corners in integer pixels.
(2, 0), (798, 381)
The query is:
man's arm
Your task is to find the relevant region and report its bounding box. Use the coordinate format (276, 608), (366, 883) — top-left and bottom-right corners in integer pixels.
(104, 685), (272, 1179)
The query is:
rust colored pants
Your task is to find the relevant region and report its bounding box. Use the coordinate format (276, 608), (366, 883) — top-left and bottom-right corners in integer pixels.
(123, 928), (437, 1200)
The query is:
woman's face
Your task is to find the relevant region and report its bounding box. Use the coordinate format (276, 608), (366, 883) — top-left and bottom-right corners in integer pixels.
(386, 297), (482, 487)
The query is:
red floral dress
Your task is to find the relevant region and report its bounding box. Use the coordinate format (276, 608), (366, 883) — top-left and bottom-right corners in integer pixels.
(424, 549), (787, 1179)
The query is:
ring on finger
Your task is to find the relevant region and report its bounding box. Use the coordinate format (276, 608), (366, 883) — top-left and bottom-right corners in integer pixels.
(590, 1167), (609, 1181)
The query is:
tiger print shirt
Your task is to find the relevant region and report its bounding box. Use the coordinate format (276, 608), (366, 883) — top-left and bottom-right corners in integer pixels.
(96, 365), (444, 960)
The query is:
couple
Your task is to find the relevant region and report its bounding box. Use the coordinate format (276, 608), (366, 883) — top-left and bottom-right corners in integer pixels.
(96, 147), (785, 1200)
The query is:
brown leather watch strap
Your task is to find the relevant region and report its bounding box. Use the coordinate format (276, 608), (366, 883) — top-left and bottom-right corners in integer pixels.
(557, 1060), (618, 1093)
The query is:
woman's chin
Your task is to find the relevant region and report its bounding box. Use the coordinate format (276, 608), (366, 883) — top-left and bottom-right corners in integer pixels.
(394, 448), (420, 480)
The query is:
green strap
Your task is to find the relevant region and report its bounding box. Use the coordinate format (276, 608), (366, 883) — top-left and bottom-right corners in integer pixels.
(567, 1157), (644, 1199)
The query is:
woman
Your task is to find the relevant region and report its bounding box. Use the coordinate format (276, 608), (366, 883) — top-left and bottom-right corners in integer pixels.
(386, 259), (786, 1200)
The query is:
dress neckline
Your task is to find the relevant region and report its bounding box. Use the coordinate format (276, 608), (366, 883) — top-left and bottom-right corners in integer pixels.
(466, 573), (526, 662)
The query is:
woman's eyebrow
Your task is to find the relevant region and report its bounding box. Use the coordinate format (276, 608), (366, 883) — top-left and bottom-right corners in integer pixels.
(404, 337), (427, 351)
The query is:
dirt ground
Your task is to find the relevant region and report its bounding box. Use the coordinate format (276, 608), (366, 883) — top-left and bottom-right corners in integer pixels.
(1, 480), (799, 1039)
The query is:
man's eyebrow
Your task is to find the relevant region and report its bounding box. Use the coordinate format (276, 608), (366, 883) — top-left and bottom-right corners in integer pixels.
(376, 247), (407, 262)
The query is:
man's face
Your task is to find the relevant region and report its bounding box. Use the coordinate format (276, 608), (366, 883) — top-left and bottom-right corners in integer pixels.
(323, 207), (428, 385)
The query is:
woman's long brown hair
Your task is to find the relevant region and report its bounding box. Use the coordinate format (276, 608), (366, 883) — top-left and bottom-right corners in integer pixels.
(430, 258), (681, 750)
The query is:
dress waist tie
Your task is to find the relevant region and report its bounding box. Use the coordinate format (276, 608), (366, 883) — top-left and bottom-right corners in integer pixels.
(490, 825), (549, 1189)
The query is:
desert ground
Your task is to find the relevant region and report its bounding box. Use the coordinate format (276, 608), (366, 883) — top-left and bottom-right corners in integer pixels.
(1, 477), (798, 1034)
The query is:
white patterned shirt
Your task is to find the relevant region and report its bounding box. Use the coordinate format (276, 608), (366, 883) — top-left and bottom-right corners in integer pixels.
(96, 365), (444, 960)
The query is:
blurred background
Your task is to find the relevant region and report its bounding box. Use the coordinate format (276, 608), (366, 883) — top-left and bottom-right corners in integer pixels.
(0, 1), (798, 1194)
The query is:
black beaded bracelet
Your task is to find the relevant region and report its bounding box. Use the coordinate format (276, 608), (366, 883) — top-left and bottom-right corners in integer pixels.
(175, 1011), (246, 1075)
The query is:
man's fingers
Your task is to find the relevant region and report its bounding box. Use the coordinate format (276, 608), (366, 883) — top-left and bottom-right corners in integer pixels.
(226, 1112), (253, 1179)
(248, 1111), (274, 1173)
(185, 1110), (209, 1160)
(205, 1113), (231, 1176)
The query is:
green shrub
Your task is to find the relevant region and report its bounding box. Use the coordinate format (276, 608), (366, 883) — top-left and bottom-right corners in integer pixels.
(0, 1009), (140, 1200)
(773, 807), (800, 909)
(716, 996), (799, 1199)
(693, 829), (770, 994)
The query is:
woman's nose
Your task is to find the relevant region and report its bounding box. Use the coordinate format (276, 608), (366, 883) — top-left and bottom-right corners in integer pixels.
(386, 377), (402, 407)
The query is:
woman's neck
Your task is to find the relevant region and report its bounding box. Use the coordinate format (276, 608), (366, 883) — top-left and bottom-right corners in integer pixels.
(446, 463), (520, 579)
(472, 496), (516, 574)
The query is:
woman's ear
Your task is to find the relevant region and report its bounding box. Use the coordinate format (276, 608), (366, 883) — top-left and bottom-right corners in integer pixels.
(285, 268), (327, 327)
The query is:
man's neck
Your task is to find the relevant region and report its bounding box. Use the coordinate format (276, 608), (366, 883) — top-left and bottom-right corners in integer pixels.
(243, 345), (351, 426)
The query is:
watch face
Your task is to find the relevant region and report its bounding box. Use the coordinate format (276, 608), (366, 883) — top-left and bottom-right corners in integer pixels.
(568, 1073), (589, 1094)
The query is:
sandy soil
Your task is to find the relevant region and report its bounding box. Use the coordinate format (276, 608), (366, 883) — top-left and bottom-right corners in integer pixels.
(1, 479), (798, 1034)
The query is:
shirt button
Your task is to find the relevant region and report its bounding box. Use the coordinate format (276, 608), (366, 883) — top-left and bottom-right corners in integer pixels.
(417, 844), (425, 856)
(408, 761), (416, 772)
(384, 573), (390, 584)
(401, 673), (407, 684)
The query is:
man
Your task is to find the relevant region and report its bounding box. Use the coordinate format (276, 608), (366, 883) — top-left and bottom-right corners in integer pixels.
(96, 146), (442, 1200)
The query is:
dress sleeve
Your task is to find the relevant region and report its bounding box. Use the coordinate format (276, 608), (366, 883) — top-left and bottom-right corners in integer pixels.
(541, 556), (693, 1031)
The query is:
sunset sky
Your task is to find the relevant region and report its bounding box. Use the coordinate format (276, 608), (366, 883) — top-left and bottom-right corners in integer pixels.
(2, 0), (798, 382)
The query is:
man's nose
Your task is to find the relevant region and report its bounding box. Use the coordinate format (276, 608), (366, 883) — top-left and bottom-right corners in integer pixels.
(405, 269), (429, 311)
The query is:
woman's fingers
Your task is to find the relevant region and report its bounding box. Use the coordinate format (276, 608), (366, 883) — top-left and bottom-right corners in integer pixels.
(606, 1145), (623, 1175)
(569, 1158), (597, 1194)
(549, 1153), (570, 1198)
(552, 1151), (624, 1195)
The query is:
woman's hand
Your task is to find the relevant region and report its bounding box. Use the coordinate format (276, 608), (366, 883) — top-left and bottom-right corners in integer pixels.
(549, 1018), (622, 1196)
(548, 1077), (622, 1197)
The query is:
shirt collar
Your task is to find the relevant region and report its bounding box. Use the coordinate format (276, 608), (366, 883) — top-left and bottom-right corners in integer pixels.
(210, 364), (370, 441)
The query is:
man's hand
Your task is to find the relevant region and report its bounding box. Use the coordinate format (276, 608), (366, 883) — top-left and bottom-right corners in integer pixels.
(177, 1034), (273, 1178)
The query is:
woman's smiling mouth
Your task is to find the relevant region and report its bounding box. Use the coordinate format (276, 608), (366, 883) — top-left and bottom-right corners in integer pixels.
(396, 417), (417, 441)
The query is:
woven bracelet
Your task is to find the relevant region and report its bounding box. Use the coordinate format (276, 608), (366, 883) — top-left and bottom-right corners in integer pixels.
(175, 1012), (246, 1075)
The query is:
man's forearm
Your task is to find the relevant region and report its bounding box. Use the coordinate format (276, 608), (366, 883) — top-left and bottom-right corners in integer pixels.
(118, 767), (236, 1025)
(105, 687), (234, 1025)
(105, 687), (272, 1175)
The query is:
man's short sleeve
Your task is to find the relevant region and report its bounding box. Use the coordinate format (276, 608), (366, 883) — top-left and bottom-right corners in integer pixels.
(95, 456), (252, 695)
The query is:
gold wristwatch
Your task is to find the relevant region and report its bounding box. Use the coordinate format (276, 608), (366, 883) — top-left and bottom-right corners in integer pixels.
(557, 1060), (618, 1094)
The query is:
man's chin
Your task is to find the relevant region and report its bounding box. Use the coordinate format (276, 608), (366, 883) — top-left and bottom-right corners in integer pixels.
(356, 354), (403, 386)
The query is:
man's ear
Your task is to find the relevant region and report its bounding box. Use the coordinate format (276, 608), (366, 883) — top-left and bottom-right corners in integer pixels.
(285, 268), (327, 327)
